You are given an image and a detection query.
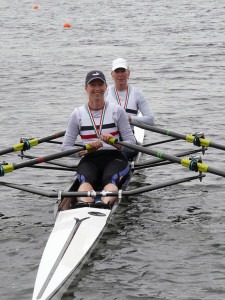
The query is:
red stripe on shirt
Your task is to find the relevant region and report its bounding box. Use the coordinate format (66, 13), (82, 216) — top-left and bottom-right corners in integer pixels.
(80, 131), (119, 140)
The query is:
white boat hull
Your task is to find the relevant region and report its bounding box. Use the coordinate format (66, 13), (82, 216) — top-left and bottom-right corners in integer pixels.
(33, 206), (112, 300)
(33, 123), (145, 299)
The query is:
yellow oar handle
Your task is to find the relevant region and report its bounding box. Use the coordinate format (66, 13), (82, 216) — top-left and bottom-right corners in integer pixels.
(108, 137), (117, 144)
(85, 144), (94, 150)
(85, 138), (117, 150)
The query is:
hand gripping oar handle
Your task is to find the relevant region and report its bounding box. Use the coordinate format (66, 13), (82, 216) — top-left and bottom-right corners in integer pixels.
(109, 138), (225, 178)
(0, 145), (92, 176)
(0, 131), (66, 156)
(130, 120), (225, 151)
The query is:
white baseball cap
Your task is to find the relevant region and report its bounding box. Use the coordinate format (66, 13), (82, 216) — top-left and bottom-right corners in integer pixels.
(112, 58), (129, 71)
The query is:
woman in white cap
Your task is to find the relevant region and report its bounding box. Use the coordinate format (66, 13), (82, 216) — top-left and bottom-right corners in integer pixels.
(105, 58), (155, 126)
(60, 70), (136, 210)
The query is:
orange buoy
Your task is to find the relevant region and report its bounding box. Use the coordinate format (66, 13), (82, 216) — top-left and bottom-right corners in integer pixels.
(64, 23), (71, 28)
(33, 5), (39, 9)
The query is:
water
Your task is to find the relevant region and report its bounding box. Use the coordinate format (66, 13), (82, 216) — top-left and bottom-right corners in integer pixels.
(1, 0), (225, 299)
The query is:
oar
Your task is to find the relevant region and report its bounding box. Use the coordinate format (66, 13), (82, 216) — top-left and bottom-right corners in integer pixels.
(47, 140), (82, 147)
(109, 138), (225, 178)
(143, 137), (178, 147)
(0, 131), (66, 156)
(26, 165), (76, 171)
(20, 149), (202, 172)
(131, 120), (225, 151)
(0, 146), (88, 177)
(0, 174), (204, 198)
(133, 148), (205, 170)
(18, 153), (78, 168)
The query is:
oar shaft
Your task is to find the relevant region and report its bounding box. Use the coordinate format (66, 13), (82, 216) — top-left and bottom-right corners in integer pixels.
(122, 174), (205, 195)
(35, 131), (66, 143)
(0, 131), (66, 156)
(14, 148), (81, 170)
(112, 140), (225, 178)
(0, 146), (17, 156)
(131, 121), (187, 139)
(143, 137), (178, 147)
(130, 120), (225, 151)
(0, 147), (84, 176)
(19, 153), (78, 168)
(0, 174), (204, 198)
(207, 166), (225, 178)
(120, 140), (181, 163)
(134, 148), (204, 169)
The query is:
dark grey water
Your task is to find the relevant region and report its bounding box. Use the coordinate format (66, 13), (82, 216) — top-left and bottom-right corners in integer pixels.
(1, 0), (225, 299)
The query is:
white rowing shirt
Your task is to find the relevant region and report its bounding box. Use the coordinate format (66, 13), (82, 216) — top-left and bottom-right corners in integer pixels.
(62, 101), (136, 153)
(105, 84), (155, 125)
(79, 102), (120, 149)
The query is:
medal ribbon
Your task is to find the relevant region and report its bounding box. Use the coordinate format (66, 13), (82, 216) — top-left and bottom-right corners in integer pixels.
(114, 86), (130, 110)
(87, 103), (106, 138)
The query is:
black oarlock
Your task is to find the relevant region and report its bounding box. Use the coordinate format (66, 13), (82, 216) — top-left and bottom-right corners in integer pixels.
(189, 155), (203, 181)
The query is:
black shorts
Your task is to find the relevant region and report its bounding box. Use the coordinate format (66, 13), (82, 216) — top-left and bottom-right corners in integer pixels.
(77, 150), (129, 188)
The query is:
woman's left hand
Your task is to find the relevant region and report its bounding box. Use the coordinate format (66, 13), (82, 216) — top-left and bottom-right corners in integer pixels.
(100, 133), (121, 149)
(100, 133), (113, 144)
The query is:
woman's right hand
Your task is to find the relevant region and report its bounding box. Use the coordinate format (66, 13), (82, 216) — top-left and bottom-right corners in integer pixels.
(79, 140), (103, 157)
(88, 140), (103, 150)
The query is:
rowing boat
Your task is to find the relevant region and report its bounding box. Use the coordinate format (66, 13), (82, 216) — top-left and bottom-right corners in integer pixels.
(2, 122), (225, 299)
(32, 125), (145, 300)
